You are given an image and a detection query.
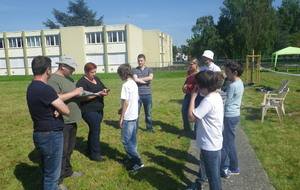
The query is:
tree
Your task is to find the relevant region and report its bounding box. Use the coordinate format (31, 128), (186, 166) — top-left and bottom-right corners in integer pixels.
(172, 45), (178, 59)
(187, 16), (222, 59)
(276, 0), (300, 47)
(218, 0), (277, 58)
(43, 0), (104, 29)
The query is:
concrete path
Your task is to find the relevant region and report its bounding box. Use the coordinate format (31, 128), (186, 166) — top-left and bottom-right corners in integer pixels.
(183, 126), (275, 190)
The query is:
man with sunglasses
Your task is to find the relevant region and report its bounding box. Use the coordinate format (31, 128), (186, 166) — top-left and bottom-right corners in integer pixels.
(48, 56), (84, 190)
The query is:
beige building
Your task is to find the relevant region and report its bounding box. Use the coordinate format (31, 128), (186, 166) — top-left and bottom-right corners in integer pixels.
(0, 24), (173, 75)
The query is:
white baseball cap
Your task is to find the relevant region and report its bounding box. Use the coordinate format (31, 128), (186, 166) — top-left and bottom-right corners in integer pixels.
(202, 50), (214, 60)
(56, 56), (78, 69)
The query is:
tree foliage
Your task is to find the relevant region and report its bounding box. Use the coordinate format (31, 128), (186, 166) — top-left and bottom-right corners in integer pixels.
(276, 0), (300, 47)
(187, 16), (222, 59)
(43, 0), (104, 29)
(184, 0), (300, 59)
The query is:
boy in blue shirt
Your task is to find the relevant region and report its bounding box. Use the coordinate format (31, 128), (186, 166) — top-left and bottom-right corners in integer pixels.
(220, 61), (245, 178)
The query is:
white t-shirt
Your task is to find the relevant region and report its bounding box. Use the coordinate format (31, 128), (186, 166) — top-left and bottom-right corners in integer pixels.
(200, 62), (221, 72)
(121, 79), (139, 120)
(193, 92), (224, 151)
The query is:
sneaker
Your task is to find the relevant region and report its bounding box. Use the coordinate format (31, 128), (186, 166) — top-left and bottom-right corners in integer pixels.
(229, 169), (240, 175)
(58, 184), (68, 190)
(186, 182), (203, 190)
(220, 168), (230, 179)
(70, 171), (84, 177)
(128, 163), (144, 172)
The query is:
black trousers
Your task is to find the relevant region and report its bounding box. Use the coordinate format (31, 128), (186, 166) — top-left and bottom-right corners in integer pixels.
(59, 123), (77, 184)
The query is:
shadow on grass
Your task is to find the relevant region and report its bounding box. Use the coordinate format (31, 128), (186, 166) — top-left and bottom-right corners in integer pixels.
(75, 137), (126, 161)
(155, 145), (198, 164)
(14, 149), (42, 190)
(14, 163), (41, 190)
(242, 107), (261, 121)
(143, 151), (196, 188)
(153, 120), (194, 139)
(129, 165), (186, 190)
(103, 120), (119, 129)
(169, 98), (183, 105)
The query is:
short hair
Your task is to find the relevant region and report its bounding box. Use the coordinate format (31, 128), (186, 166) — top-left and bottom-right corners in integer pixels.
(195, 70), (224, 92)
(137, 54), (146, 60)
(31, 56), (51, 76)
(224, 61), (245, 77)
(117, 64), (133, 80)
(189, 58), (199, 65)
(84, 62), (97, 73)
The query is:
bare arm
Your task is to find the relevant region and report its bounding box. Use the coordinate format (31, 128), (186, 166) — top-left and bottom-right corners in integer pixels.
(140, 73), (153, 82)
(58, 87), (83, 101)
(51, 98), (70, 115)
(119, 99), (129, 128)
(133, 75), (147, 84)
(188, 88), (199, 122)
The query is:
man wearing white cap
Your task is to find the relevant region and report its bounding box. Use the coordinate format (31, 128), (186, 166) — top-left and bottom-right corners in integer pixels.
(48, 56), (84, 190)
(200, 50), (221, 72)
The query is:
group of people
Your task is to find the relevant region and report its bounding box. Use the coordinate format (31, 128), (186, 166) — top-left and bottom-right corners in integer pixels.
(26, 49), (244, 190)
(182, 50), (245, 190)
(26, 54), (153, 190)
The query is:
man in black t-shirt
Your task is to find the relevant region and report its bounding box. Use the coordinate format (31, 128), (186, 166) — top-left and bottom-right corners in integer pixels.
(26, 56), (69, 190)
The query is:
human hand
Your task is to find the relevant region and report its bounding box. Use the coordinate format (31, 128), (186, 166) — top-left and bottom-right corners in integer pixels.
(74, 87), (84, 96)
(53, 110), (60, 118)
(182, 84), (187, 93)
(191, 86), (199, 99)
(119, 118), (123, 128)
(99, 89), (110, 96)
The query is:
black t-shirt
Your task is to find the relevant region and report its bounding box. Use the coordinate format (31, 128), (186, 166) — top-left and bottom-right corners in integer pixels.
(76, 76), (107, 114)
(26, 80), (64, 132)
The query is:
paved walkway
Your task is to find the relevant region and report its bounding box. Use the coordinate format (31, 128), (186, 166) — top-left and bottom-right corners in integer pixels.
(184, 126), (275, 190)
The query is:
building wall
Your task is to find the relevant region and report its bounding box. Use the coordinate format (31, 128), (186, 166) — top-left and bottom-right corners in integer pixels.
(0, 24), (173, 76)
(126, 24), (143, 67)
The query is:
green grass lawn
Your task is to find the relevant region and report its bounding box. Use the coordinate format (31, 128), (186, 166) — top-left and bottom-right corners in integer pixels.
(0, 69), (299, 190)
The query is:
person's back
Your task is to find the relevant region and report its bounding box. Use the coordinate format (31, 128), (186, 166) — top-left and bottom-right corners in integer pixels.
(26, 56), (69, 190)
(121, 79), (139, 120)
(187, 71), (224, 190)
(194, 92), (224, 150)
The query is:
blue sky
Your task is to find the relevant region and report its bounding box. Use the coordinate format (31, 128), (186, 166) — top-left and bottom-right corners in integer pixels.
(0, 0), (282, 47)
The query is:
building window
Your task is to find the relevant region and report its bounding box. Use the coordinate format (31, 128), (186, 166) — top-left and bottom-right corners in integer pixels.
(10, 58), (24, 68)
(26, 36), (41, 47)
(108, 53), (126, 65)
(107, 31), (126, 43)
(0, 39), (4, 49)
(45, 35), (60, 46)
(0, 59), (6, 68)
(86, 32), (103, 44)
(8, 37), (23, 48)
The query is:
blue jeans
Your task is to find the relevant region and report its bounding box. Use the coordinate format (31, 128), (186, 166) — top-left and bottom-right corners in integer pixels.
(196, 149), (221, 190)
(221, 116), (240, 171)
(181, 93), (202, 131)
(83, 111), (103, 160)
(33, 131), (63, 190)
(121, 120), (142, 164)
(138, 94), (153, 130)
